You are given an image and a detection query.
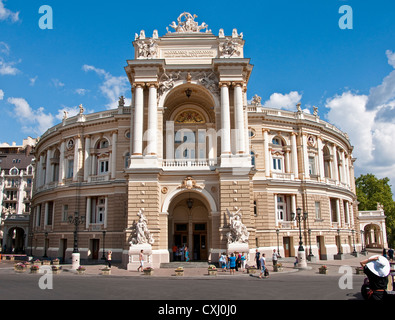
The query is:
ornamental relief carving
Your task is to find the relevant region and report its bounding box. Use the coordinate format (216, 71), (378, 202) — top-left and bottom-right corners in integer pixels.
(135, 38), (158, 59)
(158, 71), (219, 98)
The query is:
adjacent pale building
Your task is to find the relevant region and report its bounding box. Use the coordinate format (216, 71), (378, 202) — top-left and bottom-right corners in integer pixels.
(31, 13), (365, 267)
(0, 137), (36, 253)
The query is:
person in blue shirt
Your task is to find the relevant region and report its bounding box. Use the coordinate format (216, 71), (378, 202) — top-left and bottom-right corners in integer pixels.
(229, 253), (237, 275)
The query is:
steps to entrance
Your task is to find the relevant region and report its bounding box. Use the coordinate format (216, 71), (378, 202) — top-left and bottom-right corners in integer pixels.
(160, 261), (210, 268)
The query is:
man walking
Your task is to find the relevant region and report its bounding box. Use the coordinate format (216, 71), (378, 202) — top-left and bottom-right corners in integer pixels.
(255, 249), (261, 270)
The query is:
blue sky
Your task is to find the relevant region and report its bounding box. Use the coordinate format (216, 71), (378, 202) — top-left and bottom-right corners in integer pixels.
(1, 0), (395, 194)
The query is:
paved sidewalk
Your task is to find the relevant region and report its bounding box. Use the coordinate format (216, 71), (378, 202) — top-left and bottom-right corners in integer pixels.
(0, 251), (379, 278)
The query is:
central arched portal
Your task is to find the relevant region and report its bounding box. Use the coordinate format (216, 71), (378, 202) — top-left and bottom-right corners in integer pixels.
(168, 191), (211, 262)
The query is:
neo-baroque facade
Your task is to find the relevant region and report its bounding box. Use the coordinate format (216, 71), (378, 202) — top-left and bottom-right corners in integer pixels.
(30, 13), (361, 267)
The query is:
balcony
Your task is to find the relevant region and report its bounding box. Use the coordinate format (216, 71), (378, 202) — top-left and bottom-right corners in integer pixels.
(162, 159), (217, 171)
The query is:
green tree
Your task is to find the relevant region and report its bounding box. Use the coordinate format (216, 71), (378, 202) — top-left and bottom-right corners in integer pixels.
(355, 174), (395, 247)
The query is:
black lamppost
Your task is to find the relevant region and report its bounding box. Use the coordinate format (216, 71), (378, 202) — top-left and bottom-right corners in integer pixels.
(291, 208), (307, 251)
(43, 231), (48, 258)
(276, 229), (281, 258)
(102, 230), (107, 260)
(352, 229), (357, 254)
(68, 211), (85, 253)
(360, 230), (366, 253)
(308, 228), (314, 260)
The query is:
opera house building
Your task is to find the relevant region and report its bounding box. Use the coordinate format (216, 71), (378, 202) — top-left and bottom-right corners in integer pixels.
(30, 13), (361, 267)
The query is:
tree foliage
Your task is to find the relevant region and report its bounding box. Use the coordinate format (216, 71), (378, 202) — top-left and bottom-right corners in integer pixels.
(355, 174), (395, 247)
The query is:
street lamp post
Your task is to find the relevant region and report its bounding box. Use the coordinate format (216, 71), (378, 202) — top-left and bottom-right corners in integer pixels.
(352, 229), (357, 255)
(291, 208), (308, 268)
(307, 228), (315, 261)
(276, 229), (281, 258)
(68, 211), (85, 269)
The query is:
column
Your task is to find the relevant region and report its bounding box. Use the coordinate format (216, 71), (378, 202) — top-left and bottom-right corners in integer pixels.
(332, 145), (339, 181)
(45, 149), (51, 184)
(263, 129), (270, 177)
(83, 136), (91, 181)
(17, 173), (24, 214)
(233, 82), (245, 154)
(336, 199), (341, 227)
(340, 150), (346, 183)
(291, 133), (298, 179)
(220, 82), (231, 155)
(73, 136), (80, 181)
(111, 131), (117, 179)
(166, 121), (174, 160)
(85, 197), (91, 229)
(302, 134), (309, 179)
(317, 136), (325, 180)
(59, 141), (65, 183)
(291, 195), (297, 226)
(132, 83), (144, 156)
(147, 83), (158, 156)
(274, 194), (278, 227)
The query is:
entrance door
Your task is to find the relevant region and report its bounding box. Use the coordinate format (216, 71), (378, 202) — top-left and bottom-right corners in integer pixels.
(91, 239), (100, 260)
(317, 236), (324, 260)
(193, 223), (207, 261)
(60, 239), (67, 263)
(283, 237), (291, 257)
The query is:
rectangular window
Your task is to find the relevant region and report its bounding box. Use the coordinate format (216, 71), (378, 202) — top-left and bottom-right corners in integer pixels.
(273, 158), (282, 171)
(309, 156), (316, 175)
(67, 159), (74, 178)
(344, 201), (349, 224)
(99, 160), (109, 174)
(330, 198), (338, 222)
(46, 201), (54, 225)
(62, 204), (69, 222)
(315, 201), (321, 219)
(90, 197), (106, 224)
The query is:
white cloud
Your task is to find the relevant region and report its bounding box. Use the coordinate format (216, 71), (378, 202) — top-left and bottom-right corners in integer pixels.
(55, 105), (94, 121)
(7, 97), (54, 136)
(75, 88), (89, 95)
(366, 50), (395, 110)
(262, 91), (302, 111)
(29, 76), (38, 86)
(325, 50), (395, 193)
(0, 89), (4, 100)
(82, 64), (130, 109)
(52, 78), (65, 88)
(0, 0), (19, 23)
(0, 42), (20, 75)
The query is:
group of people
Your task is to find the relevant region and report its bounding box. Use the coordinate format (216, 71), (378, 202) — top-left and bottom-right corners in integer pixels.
(255, 249), (279, 279)
(219, 252), (247, 274)
(172, 245), (190, 262)
(382, 247), (394, 261)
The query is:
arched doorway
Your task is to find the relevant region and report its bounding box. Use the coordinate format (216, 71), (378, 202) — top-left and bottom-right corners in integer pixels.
(6, 227), (25, 253)
(168, 191), (211, 262)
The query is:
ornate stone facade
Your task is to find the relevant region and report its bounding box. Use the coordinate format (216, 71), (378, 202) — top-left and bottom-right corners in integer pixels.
(30, 13), (362, 266)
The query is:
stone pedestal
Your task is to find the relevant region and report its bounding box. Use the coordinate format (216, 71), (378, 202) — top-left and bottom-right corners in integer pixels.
(296, 250), (308, 269)
(71, 253), (80, 270)
(227, 242), (249, 255)
(127, 243), (152, 271)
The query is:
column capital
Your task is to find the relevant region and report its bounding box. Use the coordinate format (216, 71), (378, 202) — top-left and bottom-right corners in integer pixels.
(146, 82), (159, 88)
(132, 82), (146, 88)
(231, 81), (244, 87)
(291, 132), (298, 136)
(219, 81), (231, 88)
